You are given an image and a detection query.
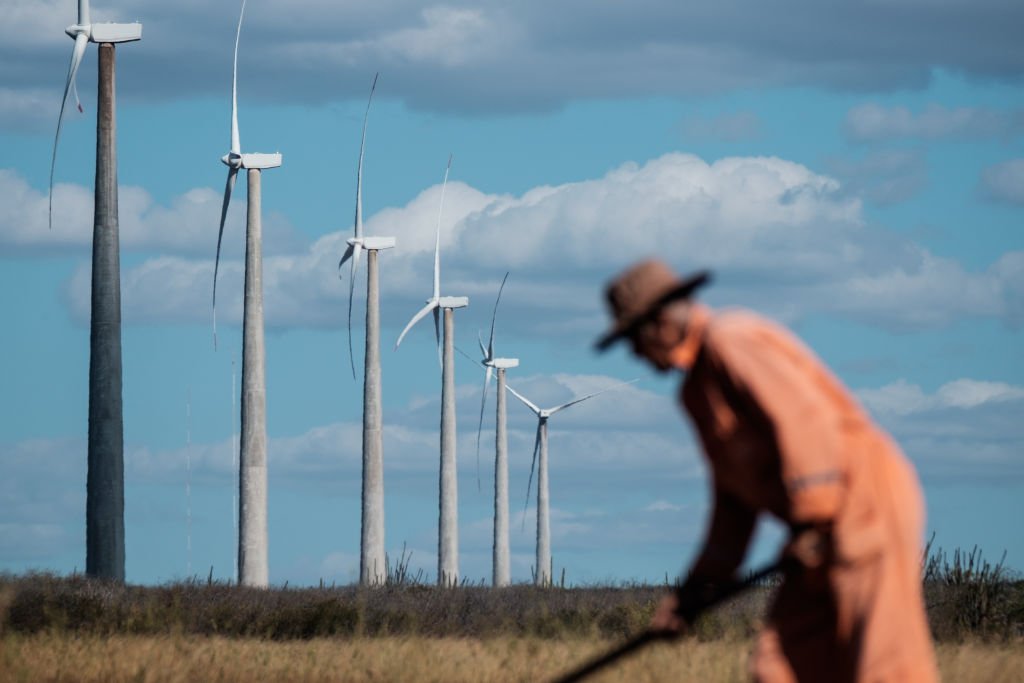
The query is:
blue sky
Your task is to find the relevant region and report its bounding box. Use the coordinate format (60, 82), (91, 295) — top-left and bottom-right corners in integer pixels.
(1, 0), (1022, 585)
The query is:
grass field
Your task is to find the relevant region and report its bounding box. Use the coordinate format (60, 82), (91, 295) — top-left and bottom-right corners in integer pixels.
(2, 634), (1023, 682)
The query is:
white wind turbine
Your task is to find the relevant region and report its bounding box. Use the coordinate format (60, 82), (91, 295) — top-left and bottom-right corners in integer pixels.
(211, 0), (282, 589)
(474, 273), (518, 587)
(338, 73), (396, 586)
(507, 379), (636, 586)
(49, 0), (141, 583)
(395, 155), (468, 586)
(49, 0), (141, 230)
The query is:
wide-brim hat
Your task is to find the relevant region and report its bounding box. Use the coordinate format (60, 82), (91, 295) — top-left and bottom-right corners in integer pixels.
(595, 259), (711, 352)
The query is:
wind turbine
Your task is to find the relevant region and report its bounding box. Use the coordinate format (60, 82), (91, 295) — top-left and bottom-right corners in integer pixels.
(338, 73), (396, 586)
(395, 156), (468, 586)
(211, 0), (282, 589)
(49, 0), (141, 582)
(474, 273), (518, 587)
(507, 379), (636, 586)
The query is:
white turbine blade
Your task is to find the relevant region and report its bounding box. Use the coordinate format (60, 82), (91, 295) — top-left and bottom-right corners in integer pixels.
(506, 384), (542, 416)
(455, 345), (484, 367)
(212, 167), (239, 349)
(230, 0), (247, 154)
(49, 32), (88, 231)
(337, 243), (355, 270)
(353, 73), (377, 240)
(521, 420), (543, 531)
(477, 330), (487, 359)
(345, 243), (363, 379)
(394, 300), (438, 350)
(548, 378), (640, 416)
(474, 365), (493, 492)
(488, 271), (509, 358)
(79, 0), (90, 25)
(432, 154), (452, 300)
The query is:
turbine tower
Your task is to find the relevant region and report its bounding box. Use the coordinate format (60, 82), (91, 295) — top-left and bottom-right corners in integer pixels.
(338, 73), (396, 586)
(395, 156), (468, 586)
(49, 0), (142, 582)
(474, 273), (517, 587)
(507, 379), (636, 586)
(211, 0), (282, 588)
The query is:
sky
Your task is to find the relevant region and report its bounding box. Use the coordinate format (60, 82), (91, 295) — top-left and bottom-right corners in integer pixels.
(1, 0), (1022, 586)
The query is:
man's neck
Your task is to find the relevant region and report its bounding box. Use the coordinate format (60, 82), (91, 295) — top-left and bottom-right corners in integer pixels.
(668, 303), (711, 370)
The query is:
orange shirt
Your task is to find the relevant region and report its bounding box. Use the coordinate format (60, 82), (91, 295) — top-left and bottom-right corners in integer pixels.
(676, 307), (938, 681)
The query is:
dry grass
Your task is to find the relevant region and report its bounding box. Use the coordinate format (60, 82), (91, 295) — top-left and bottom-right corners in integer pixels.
(1, 634), (1021, 683)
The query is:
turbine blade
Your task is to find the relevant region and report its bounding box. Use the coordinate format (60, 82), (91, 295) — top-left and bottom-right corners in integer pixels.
(49, 32), (88, 231)
(230, 0), (247, 154)
(548, 378), (640, 416)
(354, 73), (377, 240)
(455, 345), (484, 367)
(433, 306), (442, 369)
(337, 243), (355, 271)
(394, 300), (437, 350)
(506, 384), (542, 416)
(488, 271), (509, 358)
(477, 330), (487, 359)
(432, 154), (452, 300)
(346, 243), (363, 379)
(212, 167), (239, 349)
(474, 365), (493, 492)
(521, 420), (543, 531)
(79, 0), (90, 25)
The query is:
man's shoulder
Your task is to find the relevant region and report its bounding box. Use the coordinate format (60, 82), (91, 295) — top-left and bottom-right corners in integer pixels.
(706, 308), (787, 347)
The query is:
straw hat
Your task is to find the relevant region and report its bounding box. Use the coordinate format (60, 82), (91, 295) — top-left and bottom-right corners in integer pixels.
(595, 259), (711, 351)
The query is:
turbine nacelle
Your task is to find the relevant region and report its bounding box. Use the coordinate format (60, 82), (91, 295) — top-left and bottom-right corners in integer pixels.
(485, 358), (519, 369)
(348, 236), (396, 251)
(438, 296), (469, 310)
(65, 22), (143, 43)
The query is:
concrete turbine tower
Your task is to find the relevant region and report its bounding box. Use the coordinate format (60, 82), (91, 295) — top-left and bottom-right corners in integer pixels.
(507, 379), (636, 586)
(211, 0), (282, 588)
(49, 0), (142, 582)
(338, 73), (396, 586)
(395, 156), (468, 586)
(474, 273), (518, 587)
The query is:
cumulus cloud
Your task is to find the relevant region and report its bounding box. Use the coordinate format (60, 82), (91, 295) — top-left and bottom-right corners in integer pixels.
(979, 159), (1024, 205)
(844, 103), (1024, 142)
(0, 168), (303, 257)
(3, 1), (1023, 123)
(61, 152), (1023, 335)
(857, 379), (1024, 481)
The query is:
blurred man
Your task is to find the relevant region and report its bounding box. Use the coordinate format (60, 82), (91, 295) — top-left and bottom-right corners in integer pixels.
(596, 259), (938, 682)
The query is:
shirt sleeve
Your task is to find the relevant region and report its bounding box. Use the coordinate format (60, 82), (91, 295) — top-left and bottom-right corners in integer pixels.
(711, 315), (846, 524)
(676, 486), (756, 620)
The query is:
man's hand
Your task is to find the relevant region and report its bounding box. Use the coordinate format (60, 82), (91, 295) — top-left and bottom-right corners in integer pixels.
(649, 592), (687, 636)
(787, 523), (833, 570)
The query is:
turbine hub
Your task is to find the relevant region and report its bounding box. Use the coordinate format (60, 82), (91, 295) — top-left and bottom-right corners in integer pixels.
(221, 152), (243, 168)
(65, 24), (90, 40)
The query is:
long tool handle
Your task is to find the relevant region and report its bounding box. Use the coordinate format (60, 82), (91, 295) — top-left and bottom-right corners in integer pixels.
(551, 558), (787, 683)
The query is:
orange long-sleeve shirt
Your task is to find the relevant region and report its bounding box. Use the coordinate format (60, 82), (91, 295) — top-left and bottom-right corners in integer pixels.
(677, 307), (937, 682)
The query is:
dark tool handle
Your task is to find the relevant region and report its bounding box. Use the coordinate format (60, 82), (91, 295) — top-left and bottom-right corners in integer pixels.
(550, 558), (788, 683)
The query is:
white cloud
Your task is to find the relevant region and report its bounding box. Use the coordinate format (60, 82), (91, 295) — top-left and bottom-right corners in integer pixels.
(3, 1), (1022, 120)
(858, 378), (1024, 416)
(61, 152), (1022, 335)
(0, 168), (303, 257)
(844, 103), (1024, 142)
(980, 159), (1024, 205)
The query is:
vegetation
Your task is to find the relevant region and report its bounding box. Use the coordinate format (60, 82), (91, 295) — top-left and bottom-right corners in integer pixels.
(0, 544), (1020, 681)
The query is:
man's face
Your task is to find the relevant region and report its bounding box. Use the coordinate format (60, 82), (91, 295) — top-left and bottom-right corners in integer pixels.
(629, 314), (677, 373)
